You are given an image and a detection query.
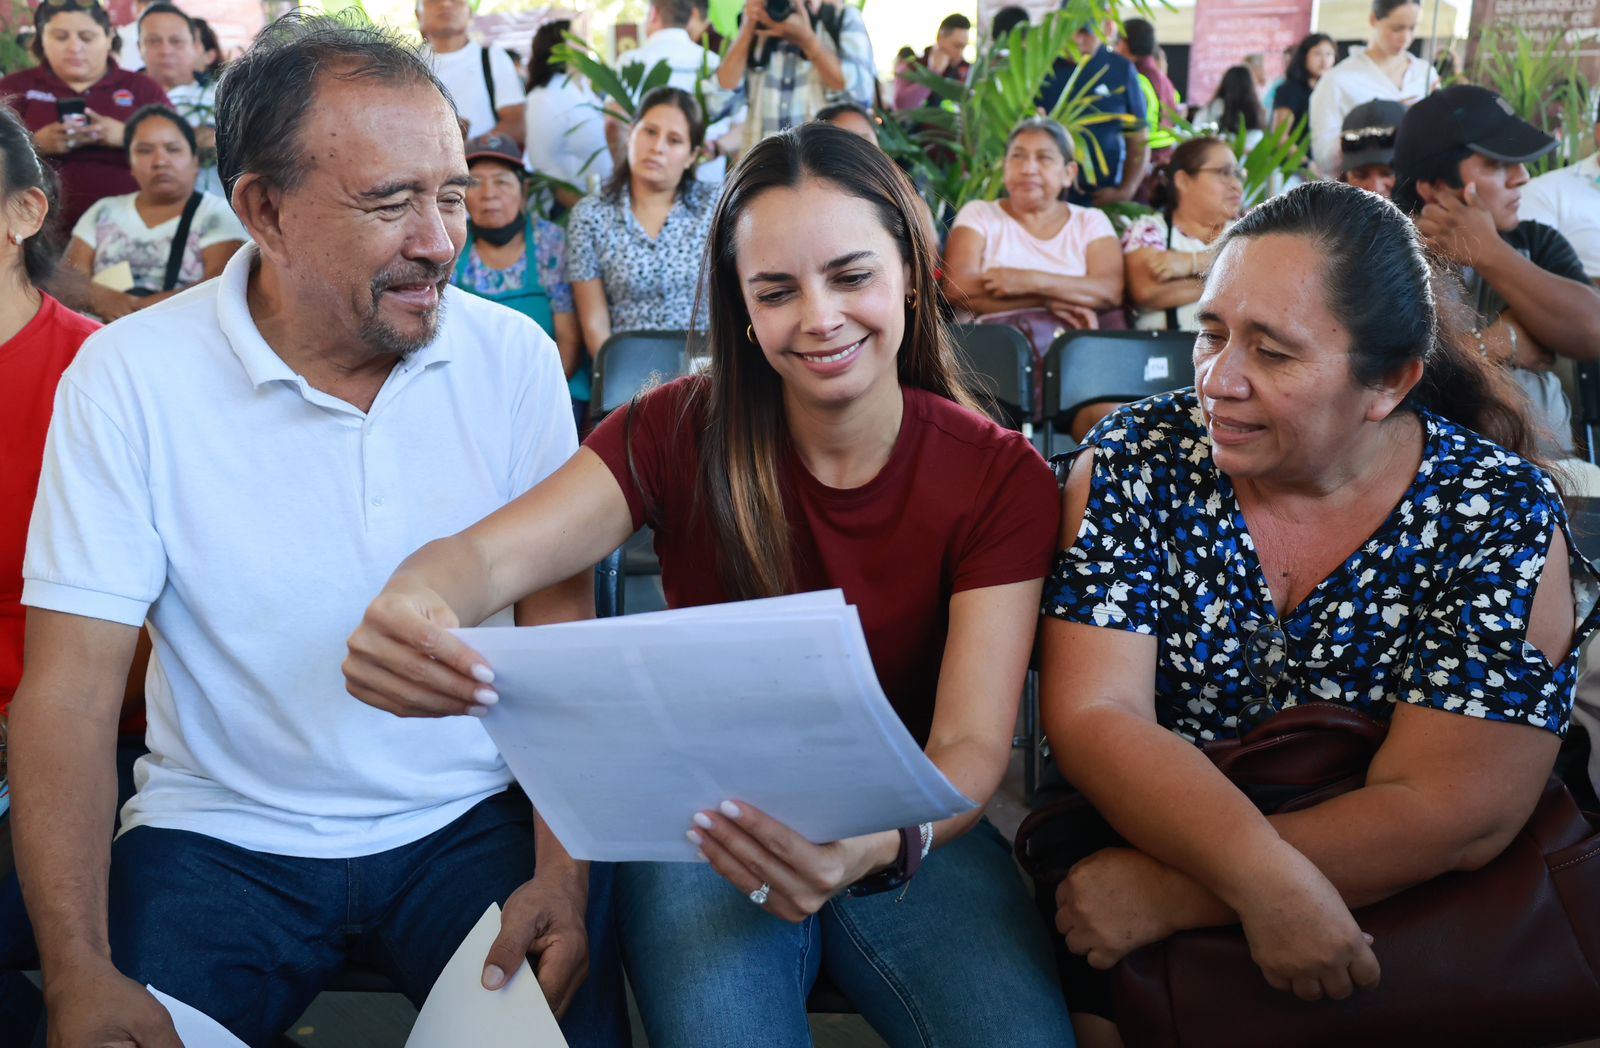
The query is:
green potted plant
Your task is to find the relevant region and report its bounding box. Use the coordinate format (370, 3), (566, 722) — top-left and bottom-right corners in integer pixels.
(1471, 24), (1595, 176)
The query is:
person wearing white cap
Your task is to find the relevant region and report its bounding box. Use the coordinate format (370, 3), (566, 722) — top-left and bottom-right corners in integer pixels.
(1394, 84), (1600, 466)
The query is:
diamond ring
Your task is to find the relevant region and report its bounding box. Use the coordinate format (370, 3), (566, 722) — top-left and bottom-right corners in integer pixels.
(748, 882), (771, 906)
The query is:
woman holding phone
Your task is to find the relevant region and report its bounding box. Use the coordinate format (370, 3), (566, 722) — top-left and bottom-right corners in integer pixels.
(0, 0), (169, 229)
(343, 124), (1079, 1047)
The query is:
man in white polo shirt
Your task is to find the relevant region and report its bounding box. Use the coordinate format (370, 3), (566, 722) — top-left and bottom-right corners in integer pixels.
(9, 15), (625, 1047)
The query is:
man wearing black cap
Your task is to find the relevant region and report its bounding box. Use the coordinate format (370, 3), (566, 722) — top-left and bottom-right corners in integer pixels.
(1394, 84), (1600, 461)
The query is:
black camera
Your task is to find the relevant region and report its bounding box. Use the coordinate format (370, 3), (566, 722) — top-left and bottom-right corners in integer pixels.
(765, 0), (794, 22)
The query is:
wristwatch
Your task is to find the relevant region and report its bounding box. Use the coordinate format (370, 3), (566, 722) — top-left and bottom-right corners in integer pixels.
(845, 822), (934, 898)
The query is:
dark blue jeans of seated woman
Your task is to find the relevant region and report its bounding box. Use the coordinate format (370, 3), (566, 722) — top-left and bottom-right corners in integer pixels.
(616, 820), (1077, 1047)
(87, 788), (629, 1048)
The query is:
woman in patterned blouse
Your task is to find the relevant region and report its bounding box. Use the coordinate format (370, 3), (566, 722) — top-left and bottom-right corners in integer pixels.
(1039, 181), (1598, 1042)
(567, 86), (717, 358)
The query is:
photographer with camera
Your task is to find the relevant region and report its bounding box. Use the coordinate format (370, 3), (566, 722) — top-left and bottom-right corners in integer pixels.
(714, 0), (875, 156)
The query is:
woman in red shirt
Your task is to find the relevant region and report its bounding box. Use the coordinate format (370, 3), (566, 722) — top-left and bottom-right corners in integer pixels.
(0, 100), (101, 1040)
(345, 125), (1079, 1044)
(0, 0), (170, 231)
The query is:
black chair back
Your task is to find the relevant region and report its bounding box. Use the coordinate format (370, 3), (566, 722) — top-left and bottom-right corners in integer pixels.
(1576, 362), (1600, 465)
(1042, 330), (1196, 454)
(589, 330), (700, 420)
(953, 323), (1034, 432)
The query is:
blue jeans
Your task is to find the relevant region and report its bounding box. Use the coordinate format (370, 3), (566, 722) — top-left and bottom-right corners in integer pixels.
(616, 820), (1076, 1048)
(101, 789), (629, 1048)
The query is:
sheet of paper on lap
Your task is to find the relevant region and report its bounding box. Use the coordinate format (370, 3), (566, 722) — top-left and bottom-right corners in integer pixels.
(406, 903), (567, 1048)
(146, 986), (248, 1048)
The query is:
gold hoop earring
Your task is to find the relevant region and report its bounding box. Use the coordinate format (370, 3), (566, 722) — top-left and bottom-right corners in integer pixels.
(746, 323), (757, 344)
(906, 289), (918, 311)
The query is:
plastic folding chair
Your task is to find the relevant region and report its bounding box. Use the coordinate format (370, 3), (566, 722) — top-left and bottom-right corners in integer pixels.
(1576, 362), (1600, 465)
(588, 329), (701, 422)
(589, 331), (701, 613)
(1019, 331), (1196, 799)
(952, 323), (1035, 434)
(1041, 329), (1197, 457)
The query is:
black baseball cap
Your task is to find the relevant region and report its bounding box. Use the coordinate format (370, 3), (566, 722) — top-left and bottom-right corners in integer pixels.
(1393, 85), (1555, 176)
(1339, 99), (1406, 173)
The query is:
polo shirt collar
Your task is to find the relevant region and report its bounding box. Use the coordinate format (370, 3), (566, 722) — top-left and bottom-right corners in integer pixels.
(217, 243), (455, 390)
(646, 27), (692, 47)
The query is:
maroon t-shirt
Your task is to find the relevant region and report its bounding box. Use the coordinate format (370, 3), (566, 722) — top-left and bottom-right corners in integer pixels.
(0, 64), (172, 231)
(585, 378), (1061, 745)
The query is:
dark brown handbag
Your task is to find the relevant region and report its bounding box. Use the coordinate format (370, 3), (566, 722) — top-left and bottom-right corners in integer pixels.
(1014, 702), (1600, 1048)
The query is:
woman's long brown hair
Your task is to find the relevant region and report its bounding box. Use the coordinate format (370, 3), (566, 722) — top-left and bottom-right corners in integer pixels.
(671, 123), (981, 600)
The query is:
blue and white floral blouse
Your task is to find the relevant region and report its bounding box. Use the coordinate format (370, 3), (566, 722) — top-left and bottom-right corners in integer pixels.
(1043, 390), (1600, 744)
(565, 180), (717, 333)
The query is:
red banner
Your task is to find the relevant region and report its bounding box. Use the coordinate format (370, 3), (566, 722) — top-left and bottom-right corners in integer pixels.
(1188, 0), (1314, 108)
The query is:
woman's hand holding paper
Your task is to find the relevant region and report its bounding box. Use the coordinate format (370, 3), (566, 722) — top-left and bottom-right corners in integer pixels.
(687, 800), (900, 923)
(344, 582), (500, 718)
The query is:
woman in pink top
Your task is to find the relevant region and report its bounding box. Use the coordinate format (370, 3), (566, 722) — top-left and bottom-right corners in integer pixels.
(943, 118), (1123, 331)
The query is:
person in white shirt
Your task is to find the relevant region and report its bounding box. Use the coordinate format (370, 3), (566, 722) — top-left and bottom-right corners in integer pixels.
(524, 19), (613, 208)
(9, 16), (626, 1048)
(113, 0), (154, 71)
(1520, 117), (1600, 282)
(417, 0), (525, 145)
(1308, 0), (1437, 178)
(136, 3), (222, 195)
(620, 0), (733, 183)
(624, 0), (718, 93)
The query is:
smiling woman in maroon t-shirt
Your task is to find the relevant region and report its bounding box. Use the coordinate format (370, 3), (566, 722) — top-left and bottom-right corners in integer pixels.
(0, 0), (170, 231)
(345, 125), (1078, 1044)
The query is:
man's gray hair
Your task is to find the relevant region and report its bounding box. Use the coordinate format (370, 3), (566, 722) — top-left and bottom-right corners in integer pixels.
(214, 12), (456, 201)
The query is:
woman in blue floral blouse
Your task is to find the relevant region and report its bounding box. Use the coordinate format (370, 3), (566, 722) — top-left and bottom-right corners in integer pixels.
(1038, 181), (1598, 1043)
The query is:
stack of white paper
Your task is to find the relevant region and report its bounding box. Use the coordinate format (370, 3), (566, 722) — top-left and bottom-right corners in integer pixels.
(458, 590), (974, 862)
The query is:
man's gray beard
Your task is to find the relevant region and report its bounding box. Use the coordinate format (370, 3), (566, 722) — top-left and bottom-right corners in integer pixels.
(359, 285), (447, 361)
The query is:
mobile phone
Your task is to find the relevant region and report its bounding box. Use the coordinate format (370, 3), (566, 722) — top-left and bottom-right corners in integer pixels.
(56, 97), (86, 128)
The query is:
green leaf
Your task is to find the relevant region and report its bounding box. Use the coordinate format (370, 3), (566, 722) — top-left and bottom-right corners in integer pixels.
(555, 40), (637, 119)
(640, 58), (674, 97)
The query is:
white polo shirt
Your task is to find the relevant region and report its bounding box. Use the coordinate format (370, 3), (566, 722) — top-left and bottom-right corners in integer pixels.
(22, 245), (577, 858)
(1520, 152), (1600, 280)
